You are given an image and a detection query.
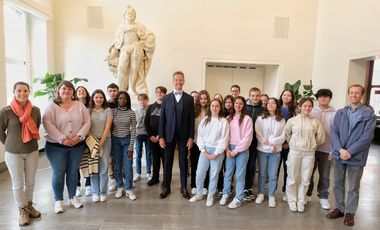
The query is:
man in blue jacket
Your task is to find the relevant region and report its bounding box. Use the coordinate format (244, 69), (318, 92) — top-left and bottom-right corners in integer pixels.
(327, 84), (376, 226)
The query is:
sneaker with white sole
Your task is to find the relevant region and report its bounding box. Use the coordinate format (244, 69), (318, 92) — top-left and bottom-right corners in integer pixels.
(242, 190), (252, 202)
(282, 194), (287, 202)
(268, 196), (276, 208)
(92, 194), (100, 203)
(125, 190), (136, 200)
(288, 202), (297, 212)
(297, 202), (305, 212)
(75, 186), (81, 197)
(115, 187), (124, 199)
(206, 196), (214, 207)
(228, 198), (242, 209)
(189, 194), (203, 203)
(54, 201), (64, 214)
(319, 198), (330, 210)
(306, 195), (312, 204)
(219, 194), (229, 206)
(108, 178), (117, 191)
(146, 174), (152, 181)
(85, 186), (91, 196)
(248, 189), (255, 200)
(100, 194), (108, 202)
(202, 188), (208, 195)
(191, 187), (197, 195)
(133, 174), (141, 182)
(68, 197), (83, 209)
(255, 193), (264, 204)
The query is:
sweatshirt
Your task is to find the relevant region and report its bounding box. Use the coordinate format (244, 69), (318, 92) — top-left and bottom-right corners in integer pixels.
(310, 106), (336, 153)
(255, 116), (286, 153)
(197, 116), (229, 155)
(228, 114), (253, 154)
(285, 114), (325, 152)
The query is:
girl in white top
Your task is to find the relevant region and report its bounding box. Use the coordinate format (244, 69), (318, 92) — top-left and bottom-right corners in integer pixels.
(189, 99), (229, 207)
(88, 89), (113, 203)
(285, 97), (325, 213)
(255, 98), (286, 208)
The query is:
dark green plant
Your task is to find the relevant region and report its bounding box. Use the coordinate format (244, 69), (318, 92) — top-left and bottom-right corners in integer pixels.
(284, 80), (315, 102)
(33, 72), (88, 100)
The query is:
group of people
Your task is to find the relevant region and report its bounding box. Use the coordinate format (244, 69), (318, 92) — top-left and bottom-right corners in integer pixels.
(0, 71), (376, 227)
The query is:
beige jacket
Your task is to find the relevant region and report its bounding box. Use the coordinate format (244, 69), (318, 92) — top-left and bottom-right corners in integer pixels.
(285, 114), (325, 152)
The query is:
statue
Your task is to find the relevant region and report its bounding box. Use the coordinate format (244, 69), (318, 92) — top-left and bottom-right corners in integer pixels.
(105, 5), (155, 95)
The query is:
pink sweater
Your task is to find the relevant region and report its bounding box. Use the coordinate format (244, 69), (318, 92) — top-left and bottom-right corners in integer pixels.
(43, 101), (91, 144)
(229, 114), (253, 153)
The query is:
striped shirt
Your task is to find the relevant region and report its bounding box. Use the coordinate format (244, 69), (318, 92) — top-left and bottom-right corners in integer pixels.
(112, 107), (136, 151)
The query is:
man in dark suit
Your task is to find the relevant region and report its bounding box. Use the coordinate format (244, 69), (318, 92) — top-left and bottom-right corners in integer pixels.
(159, 71), (195, 199)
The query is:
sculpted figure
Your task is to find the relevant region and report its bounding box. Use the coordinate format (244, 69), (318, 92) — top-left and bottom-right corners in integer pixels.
(106, 5), (155, 95)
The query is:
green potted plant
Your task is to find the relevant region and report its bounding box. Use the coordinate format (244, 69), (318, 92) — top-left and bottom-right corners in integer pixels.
(33, 72), (88, 100)
(284, 80), (315, 102)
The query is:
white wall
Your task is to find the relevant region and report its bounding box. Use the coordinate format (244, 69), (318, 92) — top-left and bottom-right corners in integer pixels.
(312, 0), (380, 108)
(263, 65), (280, 98)
(0, 0), (7, 163)
(53, 0), (318, 101)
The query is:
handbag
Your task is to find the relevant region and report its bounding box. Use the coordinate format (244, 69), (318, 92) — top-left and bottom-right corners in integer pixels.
(86, 134), (101, 158)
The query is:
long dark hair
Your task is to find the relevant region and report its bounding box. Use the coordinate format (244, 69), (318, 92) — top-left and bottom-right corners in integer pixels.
(223, 95), (234, 117)
(115, 91), (131, 109)
(75, 86), (90, 107)
(90, 89), (108, 109)
(261, 98), (283, 121)
(54, 81), (77, 103)
(204, 99), (224, 126)
(279, 89), (296, 118)
(228, 96), (246, 126)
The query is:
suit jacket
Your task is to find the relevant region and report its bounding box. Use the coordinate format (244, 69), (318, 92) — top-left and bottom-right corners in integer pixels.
(159, 91), (195, 143)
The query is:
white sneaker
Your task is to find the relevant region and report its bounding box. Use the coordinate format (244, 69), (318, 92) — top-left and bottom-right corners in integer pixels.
(133, 174), (141, 182)
(297, 202), (305, 213)
(189, 194), (203, 203)
(191, 188), (197, 195)
(75, 186), (81, 197)
(92, 194), (100, 203)
(219, 194), (229, 206)
(68, 197), (83, 209)
(125, 190), (136, 201)
(268, 196), (276, 208)
(228, 198), (242, 209)
(85, 186), (91, 196)
(146, 174), (152, 181)
(100, 194), (108, 202)
(288, 202), (297, 212)
(255, 193), (264, 204)
(306, 195), (312, 204)
(282, 194), (287, 202)
(108, 178), (117, 191)
(54, 200), (64, 214)
(115, 187), (124, 199)
(202, 188), (208, 195)
(320, 198), (330, 210)
(206, 197), (214, 207)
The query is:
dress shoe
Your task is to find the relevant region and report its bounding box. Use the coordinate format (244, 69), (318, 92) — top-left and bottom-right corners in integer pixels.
(343, 213), (355, 226)
(147, 179), (159, 186)
(327, 208), (344, 219)
(159, 187), (171, 199)
(181, 187), (190, 199)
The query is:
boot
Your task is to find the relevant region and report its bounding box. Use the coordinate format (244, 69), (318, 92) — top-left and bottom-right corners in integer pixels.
(28, 201), (41, 218)
(18, 205), (30, 226)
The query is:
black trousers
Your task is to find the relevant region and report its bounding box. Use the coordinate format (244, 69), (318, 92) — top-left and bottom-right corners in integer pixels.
(150, 140), (165, 182)
(163, 136), (188, 189)
(277, 147), (289, 192)
(190, 143), (209, 189)
(244, 143), (258, 190)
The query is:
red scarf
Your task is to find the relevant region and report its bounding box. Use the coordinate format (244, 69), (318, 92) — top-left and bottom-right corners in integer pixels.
(10, 98), (40, 143)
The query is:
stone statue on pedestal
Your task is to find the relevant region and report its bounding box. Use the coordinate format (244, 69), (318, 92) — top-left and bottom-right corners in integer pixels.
(105, 5), (155, 96)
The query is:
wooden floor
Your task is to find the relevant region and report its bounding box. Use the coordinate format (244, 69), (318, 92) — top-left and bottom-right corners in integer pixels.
(0, 143), (379, 229)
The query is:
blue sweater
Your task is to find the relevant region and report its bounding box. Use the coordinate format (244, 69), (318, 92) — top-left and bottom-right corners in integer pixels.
(331, 104), (376, 167)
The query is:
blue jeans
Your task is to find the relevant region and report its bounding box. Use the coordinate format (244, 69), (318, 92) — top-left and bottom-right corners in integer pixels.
(135, 134), (151, 174)
(45, 143), (85, 201)
(112, 135), (133, 190)
(195, 147), (225, 199)
(258, 150), (281, 197)
(223, 145), (249, 201)
(90, 138), (111, 195)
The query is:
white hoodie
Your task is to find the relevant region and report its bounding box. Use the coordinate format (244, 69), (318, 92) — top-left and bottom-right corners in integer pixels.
(255, 116), (286, 153)
(310, 106), (336, 153)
